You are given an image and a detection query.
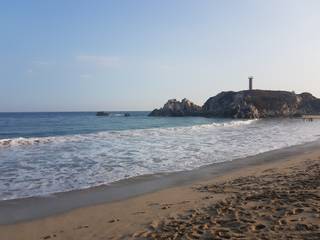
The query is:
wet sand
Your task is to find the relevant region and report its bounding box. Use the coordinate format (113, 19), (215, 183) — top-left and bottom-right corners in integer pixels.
(0, 142), (320, 239)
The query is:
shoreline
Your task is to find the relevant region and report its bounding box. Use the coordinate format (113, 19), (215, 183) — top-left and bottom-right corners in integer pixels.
(1, 140), (320, 226)
(0, 141), (319, 239)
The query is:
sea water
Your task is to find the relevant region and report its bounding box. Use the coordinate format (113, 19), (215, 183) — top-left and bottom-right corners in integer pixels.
(0, 112), (320, 200)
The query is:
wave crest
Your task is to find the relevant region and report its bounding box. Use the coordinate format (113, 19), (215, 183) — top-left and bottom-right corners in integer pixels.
(0, 137), (55, 147)
(0, 119), (257, 148)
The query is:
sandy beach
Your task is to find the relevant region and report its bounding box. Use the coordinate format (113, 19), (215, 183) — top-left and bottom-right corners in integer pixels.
(1, 142), (320, 240)
(3, 1), (320, 239)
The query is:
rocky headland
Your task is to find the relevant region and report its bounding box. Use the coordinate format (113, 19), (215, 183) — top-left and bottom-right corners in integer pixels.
(149, 90), (320, 119)
(149, 98), (202, 117)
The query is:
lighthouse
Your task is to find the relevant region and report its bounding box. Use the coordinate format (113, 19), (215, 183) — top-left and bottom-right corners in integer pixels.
(248, 76), (253, 90)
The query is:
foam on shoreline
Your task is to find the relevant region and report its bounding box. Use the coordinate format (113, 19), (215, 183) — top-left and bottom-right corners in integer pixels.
(0, 119), (257, 148)
(1, 119), (320, 201)
(0, 140), (319, 225)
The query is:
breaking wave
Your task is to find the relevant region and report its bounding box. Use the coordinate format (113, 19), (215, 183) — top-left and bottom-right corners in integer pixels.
(1, 118), (320, 200)
(0, 119), (257, 148)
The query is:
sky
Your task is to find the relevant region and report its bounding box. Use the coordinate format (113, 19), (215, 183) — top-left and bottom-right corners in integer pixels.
(1, 0), (320, 112)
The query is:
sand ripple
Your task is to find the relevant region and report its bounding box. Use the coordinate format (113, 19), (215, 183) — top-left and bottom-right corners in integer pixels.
(134, 160), (320, 239)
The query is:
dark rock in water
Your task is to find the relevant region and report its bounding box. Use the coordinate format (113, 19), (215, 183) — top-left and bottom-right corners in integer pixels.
(149, 90), (320, 119)
(124, 113), (130, 117)
(149, 98), (202, 117)
(96, 111), (110, 116)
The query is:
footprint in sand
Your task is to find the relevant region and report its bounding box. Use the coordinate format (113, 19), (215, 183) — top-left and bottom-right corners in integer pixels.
(161, 205), (170, 210)
(132, 211), (146, 215)
(177, 200), (191, 204)
(108, 218), (120, 223)
(42, 234), (57, 239)
(75, 225), (89, 230)
(262, 168), (275, 173)
(148, 202), (160, 207)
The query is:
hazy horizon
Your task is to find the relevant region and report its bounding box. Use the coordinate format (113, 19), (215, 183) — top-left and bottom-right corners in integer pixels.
(1, 0), (320, 112)
(0, 87), (319, 113)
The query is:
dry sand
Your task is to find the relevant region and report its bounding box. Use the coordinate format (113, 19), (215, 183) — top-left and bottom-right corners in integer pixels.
(1, 147), (320, 240)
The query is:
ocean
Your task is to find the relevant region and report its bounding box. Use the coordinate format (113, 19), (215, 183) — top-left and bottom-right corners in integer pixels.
(0, 112), (320, 201)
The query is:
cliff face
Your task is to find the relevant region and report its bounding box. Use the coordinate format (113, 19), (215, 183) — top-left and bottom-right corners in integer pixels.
(149, 98), (202, 117)
(202, 90), (316, 118)
(149, 90), (320, 118)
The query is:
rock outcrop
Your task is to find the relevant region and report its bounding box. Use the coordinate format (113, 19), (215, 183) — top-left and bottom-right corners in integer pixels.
(202, 90), (320, 118)
(96, 111), (110, 116)
(149, 98), (202, 116)
(149, 90), (320, 118)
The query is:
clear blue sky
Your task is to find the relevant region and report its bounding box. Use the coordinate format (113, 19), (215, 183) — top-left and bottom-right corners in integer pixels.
(1, 0), (320, 111)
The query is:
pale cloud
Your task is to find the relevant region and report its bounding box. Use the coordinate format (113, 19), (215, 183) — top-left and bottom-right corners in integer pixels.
(159, 64), (170, 70)
(26, 60), (53, 74)
(79, 74), (92, 79)
(76, 55), (120, 67)
(32, 60), (54, 66)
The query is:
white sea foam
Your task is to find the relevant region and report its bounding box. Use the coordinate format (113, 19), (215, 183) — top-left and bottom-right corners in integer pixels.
(0, 137), (54, 147)
(0, 118), (319, 200)
(0, 119), (257, 148)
